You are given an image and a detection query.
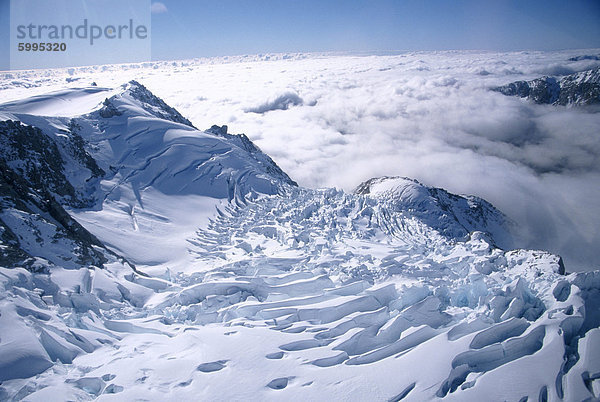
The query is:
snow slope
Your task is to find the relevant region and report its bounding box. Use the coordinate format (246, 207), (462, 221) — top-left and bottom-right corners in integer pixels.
(355, 176), (514, 250)
(0, 86), (119, 117)
(0, 81), (599, 401)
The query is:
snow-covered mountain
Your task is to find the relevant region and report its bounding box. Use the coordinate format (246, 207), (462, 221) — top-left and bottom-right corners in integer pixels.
(493, 67), (600, 106)
(0, 82), (599, 401)
(355, 176), (514, 250)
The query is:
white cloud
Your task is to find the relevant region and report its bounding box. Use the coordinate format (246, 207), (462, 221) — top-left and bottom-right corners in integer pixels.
(151, 2), (168, 14)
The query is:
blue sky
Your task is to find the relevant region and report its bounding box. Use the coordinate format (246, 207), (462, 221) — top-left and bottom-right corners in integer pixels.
(150, 0), (600, 58)
(1, 0), (600, 70)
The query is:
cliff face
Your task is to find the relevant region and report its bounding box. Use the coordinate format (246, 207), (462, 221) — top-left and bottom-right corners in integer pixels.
(0, 120), (106, 269)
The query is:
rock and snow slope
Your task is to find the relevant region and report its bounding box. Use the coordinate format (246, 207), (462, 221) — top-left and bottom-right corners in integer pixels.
(493, 67), (600, 106)
(1, 81), (296, 272)
(355, 176), (514, 250)
(0, 82), (599, 401)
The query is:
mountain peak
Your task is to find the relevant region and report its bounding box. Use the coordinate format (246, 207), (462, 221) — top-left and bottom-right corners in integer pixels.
(355, 176), (513, 249)
(97, 80), (195, 127)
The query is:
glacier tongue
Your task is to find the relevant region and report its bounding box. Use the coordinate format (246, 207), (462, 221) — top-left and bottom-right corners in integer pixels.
(0, 82), (599, 401)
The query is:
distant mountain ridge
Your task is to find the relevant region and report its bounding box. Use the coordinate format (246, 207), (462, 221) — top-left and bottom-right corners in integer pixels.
(493, 67), (600, 106)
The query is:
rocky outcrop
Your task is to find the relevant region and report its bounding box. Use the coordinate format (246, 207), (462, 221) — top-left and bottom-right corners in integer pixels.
(493, 67), (600, 106)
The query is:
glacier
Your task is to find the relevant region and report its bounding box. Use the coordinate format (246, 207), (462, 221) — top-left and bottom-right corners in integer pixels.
(0, 79), (599, 401)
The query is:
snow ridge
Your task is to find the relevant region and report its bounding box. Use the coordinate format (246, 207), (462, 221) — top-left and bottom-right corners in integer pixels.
(101, 81), (195, 127)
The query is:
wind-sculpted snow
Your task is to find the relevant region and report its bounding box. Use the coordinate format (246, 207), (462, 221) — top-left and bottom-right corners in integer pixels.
(1, 80), (295, 200)
(0, 82), (297, 272)
(0, 80), (298, 275)
(71, 81), (296, 200)
(0, 80), (599, 401)
(120, 81), (195, 127)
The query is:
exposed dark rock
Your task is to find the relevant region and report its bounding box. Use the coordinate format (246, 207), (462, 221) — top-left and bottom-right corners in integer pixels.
(0, 121), (107, 269)
(568, 55), (600, 62)
(99, 98), (122, 118)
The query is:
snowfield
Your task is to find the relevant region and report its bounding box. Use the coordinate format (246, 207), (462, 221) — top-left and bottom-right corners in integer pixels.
(0, 52), (599, 401)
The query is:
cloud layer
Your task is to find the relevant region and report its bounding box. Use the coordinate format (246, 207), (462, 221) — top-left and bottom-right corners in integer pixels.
(2, 50), (599, 271)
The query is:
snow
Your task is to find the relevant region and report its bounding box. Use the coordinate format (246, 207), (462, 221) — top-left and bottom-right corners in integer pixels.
(71, 187), (224, 273)
(0, 64), (599, 400)
(0, 86), (118, 117)
(0, 303), (53, 382)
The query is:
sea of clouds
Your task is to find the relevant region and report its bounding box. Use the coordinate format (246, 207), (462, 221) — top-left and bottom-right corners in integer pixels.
(2, 49), (599, 271)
